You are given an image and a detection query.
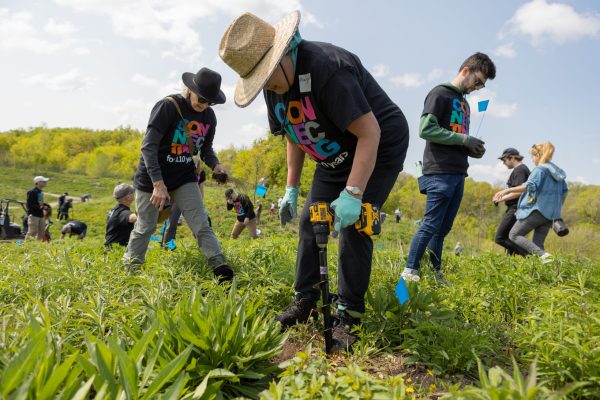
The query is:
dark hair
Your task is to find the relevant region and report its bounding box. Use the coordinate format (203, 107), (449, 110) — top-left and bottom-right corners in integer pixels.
(460, 52), (496, 80)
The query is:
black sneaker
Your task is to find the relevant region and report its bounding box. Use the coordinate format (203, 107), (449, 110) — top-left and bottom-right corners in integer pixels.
(332, 310), (360, 352)
(213, 264), (234, 284)
(275, 297), (317, 331)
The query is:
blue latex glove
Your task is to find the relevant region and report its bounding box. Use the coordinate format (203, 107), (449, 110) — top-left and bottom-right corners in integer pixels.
(279, 186), (299, 225)
(330, 189), (362, 234)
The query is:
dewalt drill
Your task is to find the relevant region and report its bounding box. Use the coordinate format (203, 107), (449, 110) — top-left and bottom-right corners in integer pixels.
(309, 201), (380, 354)
(309, 202), (335, 354)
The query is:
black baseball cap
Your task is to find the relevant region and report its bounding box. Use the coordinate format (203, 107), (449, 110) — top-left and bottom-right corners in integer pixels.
(498, 148), (524, 160)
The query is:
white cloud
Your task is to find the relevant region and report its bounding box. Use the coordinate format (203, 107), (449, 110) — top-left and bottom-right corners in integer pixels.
(389, 68), (444, 88)
(574, 176), (589, 185)
(54, 0), (320, 66)
(468, 162), (511, 185)
(23, 69), (95, 91)
(131, 73), (159, 88)
(0, 9), (64, 53)
(593, 158), (600, 164)
(502, 0), (600, 45)
(95, 98), (154, 128)
(468, 88), (518, 119)
(44, 19), (77, 36)
(390, 73), (424, 88)
(73, 47), (90, 56)
(494, 42), (517, 58)
(371, 64), (390, 78)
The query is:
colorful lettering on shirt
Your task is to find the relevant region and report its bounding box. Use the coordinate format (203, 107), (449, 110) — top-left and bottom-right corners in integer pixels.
(273, 96), (341, 161)
(449, 97), (470, 134)
(233, 201), (245, 217)
(168, 119), (210, 162)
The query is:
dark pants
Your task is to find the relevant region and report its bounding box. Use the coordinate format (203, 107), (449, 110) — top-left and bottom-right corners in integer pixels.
(494, 206), (528, 256)
(405, 174), (464, 272)
(295, 168), (400, 314)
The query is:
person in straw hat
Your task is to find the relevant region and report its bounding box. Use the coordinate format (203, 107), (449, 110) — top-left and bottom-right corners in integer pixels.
(220, 10), (410, 350)
(122, 68), (234, 283)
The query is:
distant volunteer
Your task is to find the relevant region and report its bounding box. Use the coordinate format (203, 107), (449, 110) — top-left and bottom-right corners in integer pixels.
(105, 183), (138, 248)
(220, 11), (410, 350)
(501, 143), (568, 263)
(123, 68), (233, 282)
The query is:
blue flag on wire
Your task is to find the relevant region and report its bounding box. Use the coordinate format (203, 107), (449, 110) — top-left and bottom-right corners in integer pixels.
(395, 278), (410, 304)
(478, 100), (490, 112)
(255, 184), (268, 197)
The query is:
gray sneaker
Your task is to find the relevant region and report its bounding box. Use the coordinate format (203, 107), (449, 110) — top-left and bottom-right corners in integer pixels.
(434, 270), (450, 286)
(401, 268), (420, 282)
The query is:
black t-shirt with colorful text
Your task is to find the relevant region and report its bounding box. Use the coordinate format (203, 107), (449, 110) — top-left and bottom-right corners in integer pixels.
(227, 194), (256, 222)
(105, 204), (134, 246)
(134, 94), (218, 192)
(422, 84), (471, 175)
(265, 40), (409, 179)
(506, 164), (530, 207)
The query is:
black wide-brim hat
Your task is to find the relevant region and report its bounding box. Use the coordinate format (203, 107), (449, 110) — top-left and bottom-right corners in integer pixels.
(182, 67), (226, 105)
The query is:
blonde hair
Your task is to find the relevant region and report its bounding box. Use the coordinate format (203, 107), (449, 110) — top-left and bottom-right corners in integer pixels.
(530, 142), (555, 164)
(182, 87), (191, 98)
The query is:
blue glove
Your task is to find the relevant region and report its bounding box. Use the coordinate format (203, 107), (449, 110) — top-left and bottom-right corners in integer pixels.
(279, 186), (299, 225)
(330, 189), (362, 234)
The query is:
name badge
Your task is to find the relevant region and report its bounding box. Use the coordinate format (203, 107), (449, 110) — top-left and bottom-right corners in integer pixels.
(299, 73), (311, 93)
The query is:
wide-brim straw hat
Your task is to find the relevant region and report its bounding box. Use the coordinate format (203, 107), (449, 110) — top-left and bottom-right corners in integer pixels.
(219, 10), (301, 107)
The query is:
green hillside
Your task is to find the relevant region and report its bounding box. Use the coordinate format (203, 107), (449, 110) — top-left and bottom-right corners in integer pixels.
(1, 165), (599, 399)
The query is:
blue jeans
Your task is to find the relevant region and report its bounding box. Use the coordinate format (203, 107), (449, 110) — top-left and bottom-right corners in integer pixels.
(405, 174), (464, 271)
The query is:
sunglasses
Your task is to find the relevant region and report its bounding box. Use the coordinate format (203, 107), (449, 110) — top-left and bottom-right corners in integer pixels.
(195, 93), (215, 106)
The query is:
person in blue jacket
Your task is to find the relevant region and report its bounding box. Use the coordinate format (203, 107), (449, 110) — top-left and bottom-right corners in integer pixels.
(497, 142), (568, 263)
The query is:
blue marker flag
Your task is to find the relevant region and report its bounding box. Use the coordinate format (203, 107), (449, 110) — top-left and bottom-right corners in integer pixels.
(167, 239), (176, 250)
(150, 235), (161, 242)
(255, 184), (268, 197)
(395, 278), (410, 305)
(478, 99), (489, 112)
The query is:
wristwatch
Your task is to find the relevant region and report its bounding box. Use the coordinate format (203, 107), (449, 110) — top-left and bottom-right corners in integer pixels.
(345, 185), (363, 197)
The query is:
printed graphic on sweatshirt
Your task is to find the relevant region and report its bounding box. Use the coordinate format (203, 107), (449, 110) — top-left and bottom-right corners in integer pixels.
(167, 119), (210, 163)
(272, 96), (348, 169)
(449, 97), (470, 135)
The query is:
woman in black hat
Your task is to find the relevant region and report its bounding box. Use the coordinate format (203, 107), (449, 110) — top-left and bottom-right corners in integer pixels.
(123, 68), (234, 282)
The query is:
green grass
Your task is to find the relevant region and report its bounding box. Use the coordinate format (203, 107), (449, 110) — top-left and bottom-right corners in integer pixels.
(1, 167), (599, 399)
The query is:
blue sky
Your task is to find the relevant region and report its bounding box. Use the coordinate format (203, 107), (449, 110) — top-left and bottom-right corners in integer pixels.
(1, 0), (599, 185)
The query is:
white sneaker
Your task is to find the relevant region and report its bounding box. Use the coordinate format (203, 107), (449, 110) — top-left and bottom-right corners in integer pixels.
(401, 268), (420, 282)
(540, 252), (554, 264)
(256, 229), (262, 236)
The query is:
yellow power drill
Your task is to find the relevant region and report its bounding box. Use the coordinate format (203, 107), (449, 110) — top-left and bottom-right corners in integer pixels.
(308, 201), (380, 354)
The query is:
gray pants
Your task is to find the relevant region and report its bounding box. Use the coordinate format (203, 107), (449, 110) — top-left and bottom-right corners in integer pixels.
(123, 182), (224, 268)
(508, 210), (552, 256)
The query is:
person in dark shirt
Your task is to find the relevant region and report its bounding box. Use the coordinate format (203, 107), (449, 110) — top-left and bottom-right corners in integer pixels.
(59, 199), (73, 221)
(61, 220), (87, 240)
(225, 188), (258, 239)
(57, 192), (68, 219)
(105, 183), (138, 247)
(123, 68), (233, 282)
(492, 148), (530, 255)
(401, 52), (496, 283)
(220, 11), (410, 350)
(25, 176), (49, 241)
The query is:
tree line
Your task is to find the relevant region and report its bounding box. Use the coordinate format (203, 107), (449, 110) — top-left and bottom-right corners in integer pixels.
(2, 127), (599, 230)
